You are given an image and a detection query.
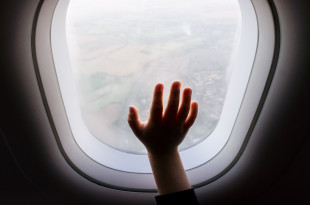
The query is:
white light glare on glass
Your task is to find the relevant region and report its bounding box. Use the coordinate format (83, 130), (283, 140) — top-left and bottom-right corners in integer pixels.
(65, 0), (241, 154)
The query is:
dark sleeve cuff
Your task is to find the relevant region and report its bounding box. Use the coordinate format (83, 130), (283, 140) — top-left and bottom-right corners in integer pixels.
(155, 188), (199, 205)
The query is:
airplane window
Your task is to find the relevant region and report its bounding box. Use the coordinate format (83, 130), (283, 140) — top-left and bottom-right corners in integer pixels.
(65, 0), (241, 154)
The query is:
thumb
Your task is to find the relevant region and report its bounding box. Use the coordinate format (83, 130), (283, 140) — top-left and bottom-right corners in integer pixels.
(128, 106), (143, 138)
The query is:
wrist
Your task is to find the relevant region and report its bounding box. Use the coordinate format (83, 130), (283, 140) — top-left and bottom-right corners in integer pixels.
(147, 149), (191, 195)
(147, 147), (179, 158)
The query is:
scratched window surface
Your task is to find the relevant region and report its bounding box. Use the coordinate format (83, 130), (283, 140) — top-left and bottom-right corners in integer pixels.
(66, 0), (241, 154)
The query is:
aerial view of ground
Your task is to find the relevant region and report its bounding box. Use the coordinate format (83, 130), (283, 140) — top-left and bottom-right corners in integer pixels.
(66, 0), (241, 154)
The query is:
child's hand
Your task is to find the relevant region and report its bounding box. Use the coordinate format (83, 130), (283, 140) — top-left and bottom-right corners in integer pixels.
(128, 81), (198, 156)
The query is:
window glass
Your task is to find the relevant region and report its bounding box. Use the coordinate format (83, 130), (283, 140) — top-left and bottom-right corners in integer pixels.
(66, 0), (241, 154)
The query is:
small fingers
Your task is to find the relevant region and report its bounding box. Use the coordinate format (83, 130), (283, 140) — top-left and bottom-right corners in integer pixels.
(184, 102), (198, 131)
(150, 83), (164, 123)
(128, 106), (143, 137)
(176, 88), (192, 125)
(163, 81), (181, 122)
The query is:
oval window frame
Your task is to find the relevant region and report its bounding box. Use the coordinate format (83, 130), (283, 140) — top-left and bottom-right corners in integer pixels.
(34, 0), (276, 191)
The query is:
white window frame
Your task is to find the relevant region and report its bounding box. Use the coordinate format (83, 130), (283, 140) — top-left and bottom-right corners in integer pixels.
(35, 0), (276, 191)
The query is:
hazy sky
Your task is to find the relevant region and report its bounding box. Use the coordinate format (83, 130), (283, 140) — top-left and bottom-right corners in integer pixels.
(67, 0), (240, 22)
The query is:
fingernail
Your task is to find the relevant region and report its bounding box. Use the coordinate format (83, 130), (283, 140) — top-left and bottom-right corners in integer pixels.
(129, 106), (134, 114)
(156, 84), (163, 92)
(185, 88), (192, 95)
(173, 81), (181, 89)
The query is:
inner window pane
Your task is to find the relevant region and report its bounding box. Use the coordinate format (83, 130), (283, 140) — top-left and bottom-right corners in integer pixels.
(66, 0), (241, 154)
